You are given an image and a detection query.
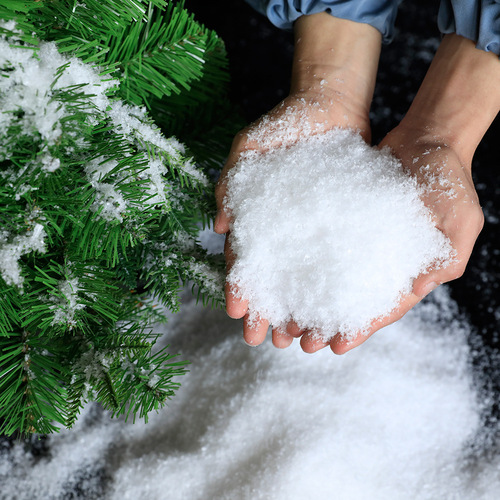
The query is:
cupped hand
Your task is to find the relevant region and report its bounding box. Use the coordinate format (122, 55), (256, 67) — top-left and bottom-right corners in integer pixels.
(298, 125), (484, 355)
(312, 32), (498, 355)
(214, 89), (371, 349)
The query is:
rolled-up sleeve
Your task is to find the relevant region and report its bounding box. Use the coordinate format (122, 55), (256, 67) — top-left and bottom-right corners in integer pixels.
(245, 0), (404, 43)
(438, 0), (500, 55)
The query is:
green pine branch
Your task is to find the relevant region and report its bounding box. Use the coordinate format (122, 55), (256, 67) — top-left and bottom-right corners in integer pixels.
(0, 332), (70, 435)
(0, 0), (235, 436)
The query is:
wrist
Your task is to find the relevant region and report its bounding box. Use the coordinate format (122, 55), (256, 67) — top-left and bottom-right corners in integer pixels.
(291, 13), (381, 117)
(399, 34), (500, 166)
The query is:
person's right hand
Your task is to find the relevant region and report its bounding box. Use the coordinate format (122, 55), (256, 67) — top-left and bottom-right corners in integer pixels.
(301, 32), (500, 355)
(214, 12), (382, 351)
(214, 89), (371, 349)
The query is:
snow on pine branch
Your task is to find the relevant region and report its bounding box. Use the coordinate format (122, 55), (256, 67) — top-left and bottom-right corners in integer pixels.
(50, 276), (87, 329)
(84, 158), (129, 222)
(0, 29), (209, 224)
(0, 26), (213, 290)
(0, 223), (46, 287)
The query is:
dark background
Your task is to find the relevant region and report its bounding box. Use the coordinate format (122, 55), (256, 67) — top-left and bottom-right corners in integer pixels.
(186, 0), (500, 454)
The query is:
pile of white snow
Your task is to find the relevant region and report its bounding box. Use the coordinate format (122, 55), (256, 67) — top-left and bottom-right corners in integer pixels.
(225, 128), (454, 339)
(1, 275), (499, 499)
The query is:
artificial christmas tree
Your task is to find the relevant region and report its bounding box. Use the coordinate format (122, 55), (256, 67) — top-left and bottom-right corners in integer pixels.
(0, 0), (233, 435)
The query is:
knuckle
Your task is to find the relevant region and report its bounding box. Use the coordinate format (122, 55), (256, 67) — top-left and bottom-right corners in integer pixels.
(231, 129), (252, 152)
(466, 202), (484, 232)
(452, 267), (466, 280)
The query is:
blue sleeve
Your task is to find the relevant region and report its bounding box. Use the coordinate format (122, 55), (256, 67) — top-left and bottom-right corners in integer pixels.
(438, 0), (500, 55)
(245, 0), (404, 44)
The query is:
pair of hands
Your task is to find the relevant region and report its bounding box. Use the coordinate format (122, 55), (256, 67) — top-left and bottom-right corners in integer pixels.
(214, 14), (497, 355)
(214, 90), (483, 355)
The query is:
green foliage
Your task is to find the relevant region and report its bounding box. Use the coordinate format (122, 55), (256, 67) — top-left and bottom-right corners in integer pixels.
(26, 1), (215, 106)
(0, 0), (235, 436)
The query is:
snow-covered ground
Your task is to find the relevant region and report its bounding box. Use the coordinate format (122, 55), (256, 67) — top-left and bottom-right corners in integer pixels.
(1, 231), (499, 499)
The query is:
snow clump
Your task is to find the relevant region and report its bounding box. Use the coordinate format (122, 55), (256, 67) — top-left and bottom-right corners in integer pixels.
(224, 128), (454, 340)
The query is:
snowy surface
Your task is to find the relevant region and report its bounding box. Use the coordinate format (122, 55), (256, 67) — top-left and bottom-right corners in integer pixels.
(225, 129), (453, 339)
(2, 256), (500, 499)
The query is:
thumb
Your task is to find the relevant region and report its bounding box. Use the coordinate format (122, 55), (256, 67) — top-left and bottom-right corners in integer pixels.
(214, 176), (231, 234)
(412, 258), (467, 298)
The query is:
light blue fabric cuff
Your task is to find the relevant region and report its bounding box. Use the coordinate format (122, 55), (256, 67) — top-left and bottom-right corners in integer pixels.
(245, 0), (404, 43)
(438, 0), (500, 55)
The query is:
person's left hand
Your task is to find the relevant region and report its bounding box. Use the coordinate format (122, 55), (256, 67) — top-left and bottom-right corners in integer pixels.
(298, 124), (484, 354)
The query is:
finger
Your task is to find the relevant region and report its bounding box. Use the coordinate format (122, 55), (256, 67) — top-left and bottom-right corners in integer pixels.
(214, 211), (231, 235)
(413, 230), (481, 298)
(412, 277), (440, 298)
(243, 314), (270, 346)
(300, 330), (329, 354)
(330, 292), (423, 354)
(412, 249), (466, 299)
(272, 327), (294, 349)
(225, 282), (248, 319)
(224, 234), (248, 319)
(414, 196), (484, 296)
(286, 320), (304, 338)
(330, 330), (373, 355)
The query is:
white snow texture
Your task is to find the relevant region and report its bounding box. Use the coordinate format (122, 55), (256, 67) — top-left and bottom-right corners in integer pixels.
(225, 129), (453, 339)
(0, 30), (208, 287)
(0, 284), (498, 500)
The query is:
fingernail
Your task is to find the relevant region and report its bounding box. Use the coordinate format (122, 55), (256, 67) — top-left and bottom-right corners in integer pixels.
(418, 281), (438, 298)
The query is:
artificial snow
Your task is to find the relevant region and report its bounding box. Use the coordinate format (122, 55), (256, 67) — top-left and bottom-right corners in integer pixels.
(0, 223), (46, 287)
(0, 30), (208, 227)
(50, 277), (86, 328)
(225, 128), (454, 339)
(40, 155), (61, 173)
(84, 158), (128, 222)
(189, 260), (225, 299)
(1, 284), (499, 499)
